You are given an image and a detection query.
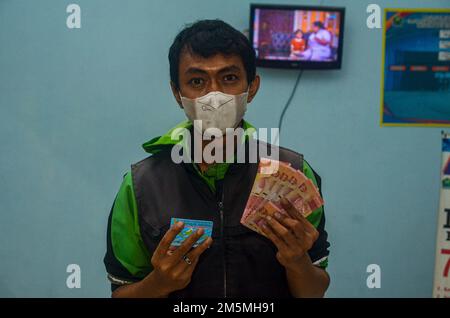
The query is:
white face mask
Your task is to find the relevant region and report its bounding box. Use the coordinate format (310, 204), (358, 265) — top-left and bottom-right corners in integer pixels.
(179, 89), (249, 136)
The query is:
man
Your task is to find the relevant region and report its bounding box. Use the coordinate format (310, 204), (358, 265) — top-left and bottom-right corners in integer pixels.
(103, 19), (330, 298)
(303, 21), (332, 61)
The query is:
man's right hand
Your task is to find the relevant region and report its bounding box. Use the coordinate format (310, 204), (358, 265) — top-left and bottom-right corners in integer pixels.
(112, 221), (212, 298)
(144, 221), (213, 297)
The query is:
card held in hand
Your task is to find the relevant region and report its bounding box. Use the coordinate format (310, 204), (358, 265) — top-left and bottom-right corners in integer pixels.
(170, 217), (213, 247)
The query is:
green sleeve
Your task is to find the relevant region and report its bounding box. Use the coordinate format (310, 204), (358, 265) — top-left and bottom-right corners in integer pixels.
(109, 172), (152, 278)
(303, 160), (324, 229)
(302, 160), (329, 269)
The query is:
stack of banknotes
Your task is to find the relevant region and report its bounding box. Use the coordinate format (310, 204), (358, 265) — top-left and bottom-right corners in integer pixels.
(240, 158), (324, 237)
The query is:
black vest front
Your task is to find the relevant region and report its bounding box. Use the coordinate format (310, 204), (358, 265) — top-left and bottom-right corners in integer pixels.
(131, 141), (303, 298)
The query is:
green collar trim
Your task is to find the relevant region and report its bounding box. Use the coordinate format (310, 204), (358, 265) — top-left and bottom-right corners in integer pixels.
(142, 120), (193, 155)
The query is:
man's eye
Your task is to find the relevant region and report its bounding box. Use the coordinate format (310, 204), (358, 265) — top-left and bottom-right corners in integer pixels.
(224, 74), (238, 82)
(189, 78), (204, 87)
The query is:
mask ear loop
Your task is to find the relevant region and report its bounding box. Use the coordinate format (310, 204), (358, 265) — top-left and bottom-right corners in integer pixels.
(241, 84), (251, 101)
(178, 91), (184, 109)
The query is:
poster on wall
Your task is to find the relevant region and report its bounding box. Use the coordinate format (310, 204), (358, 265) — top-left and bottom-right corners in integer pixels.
(433, 132), (450, 298)
(381, 9), (450, 127)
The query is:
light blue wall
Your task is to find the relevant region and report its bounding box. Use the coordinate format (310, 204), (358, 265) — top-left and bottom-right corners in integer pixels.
(0, 0), (448, 297)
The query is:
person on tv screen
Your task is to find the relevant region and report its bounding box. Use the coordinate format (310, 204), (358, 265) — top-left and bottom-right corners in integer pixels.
(303, 21), (332, 61)
(103, 19), (330, 298)
(290, 29), (306, 59)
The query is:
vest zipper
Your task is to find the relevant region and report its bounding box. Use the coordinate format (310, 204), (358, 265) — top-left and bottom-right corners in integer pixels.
(218, 192), (227, 298)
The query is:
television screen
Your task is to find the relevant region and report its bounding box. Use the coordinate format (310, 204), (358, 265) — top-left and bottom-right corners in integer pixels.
(250, 4), (345, 69)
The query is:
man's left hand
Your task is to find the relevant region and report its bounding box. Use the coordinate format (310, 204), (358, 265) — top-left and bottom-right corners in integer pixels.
(260, 197), (319, 273)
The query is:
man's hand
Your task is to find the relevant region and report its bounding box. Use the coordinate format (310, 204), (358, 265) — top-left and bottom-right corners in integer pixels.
(148, 221), (213, 296)
(259, 197), (329, 297)
(112, 221), (212, 298)
(260, 197), (319, 272)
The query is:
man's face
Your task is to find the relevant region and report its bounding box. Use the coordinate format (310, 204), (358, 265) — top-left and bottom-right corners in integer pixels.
(312, 25), (319, 33)
(171, 48), (259, 106)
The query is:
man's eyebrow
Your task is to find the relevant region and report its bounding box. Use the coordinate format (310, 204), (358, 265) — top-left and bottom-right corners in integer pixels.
(184, 65), (242, 75)
(217, 65), (242, 74)
(185, 67), (208, 75)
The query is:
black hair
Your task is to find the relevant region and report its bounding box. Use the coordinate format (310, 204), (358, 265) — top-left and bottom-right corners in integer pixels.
(313, 21), (325, 29)
(168, 19), (256, 89)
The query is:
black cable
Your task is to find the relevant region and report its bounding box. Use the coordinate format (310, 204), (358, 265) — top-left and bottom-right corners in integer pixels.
(277, 69), (303, 135)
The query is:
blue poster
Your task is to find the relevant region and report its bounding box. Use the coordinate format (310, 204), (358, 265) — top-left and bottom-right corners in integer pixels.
(381, 9), (450, 126)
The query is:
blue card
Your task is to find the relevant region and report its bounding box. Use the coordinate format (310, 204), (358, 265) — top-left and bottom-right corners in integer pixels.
(170, 218), (213, 247)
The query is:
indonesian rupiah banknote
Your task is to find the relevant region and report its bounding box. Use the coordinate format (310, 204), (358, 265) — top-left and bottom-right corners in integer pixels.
(241, 158), (324, 237)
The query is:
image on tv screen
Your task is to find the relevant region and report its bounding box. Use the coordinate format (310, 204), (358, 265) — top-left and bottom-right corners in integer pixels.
(252, 7), (343, 63)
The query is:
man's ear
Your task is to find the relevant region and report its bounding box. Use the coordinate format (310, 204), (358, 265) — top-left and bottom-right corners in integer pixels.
(247, 74), (260, 104)
(170, 81), (183, 108)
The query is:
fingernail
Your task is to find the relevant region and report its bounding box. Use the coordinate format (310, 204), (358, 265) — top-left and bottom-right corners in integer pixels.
(274, 212), (282, 219)
(197, 228), (205, 235)
(266, 215), (272, 221)
(176, 221), (184, 228)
